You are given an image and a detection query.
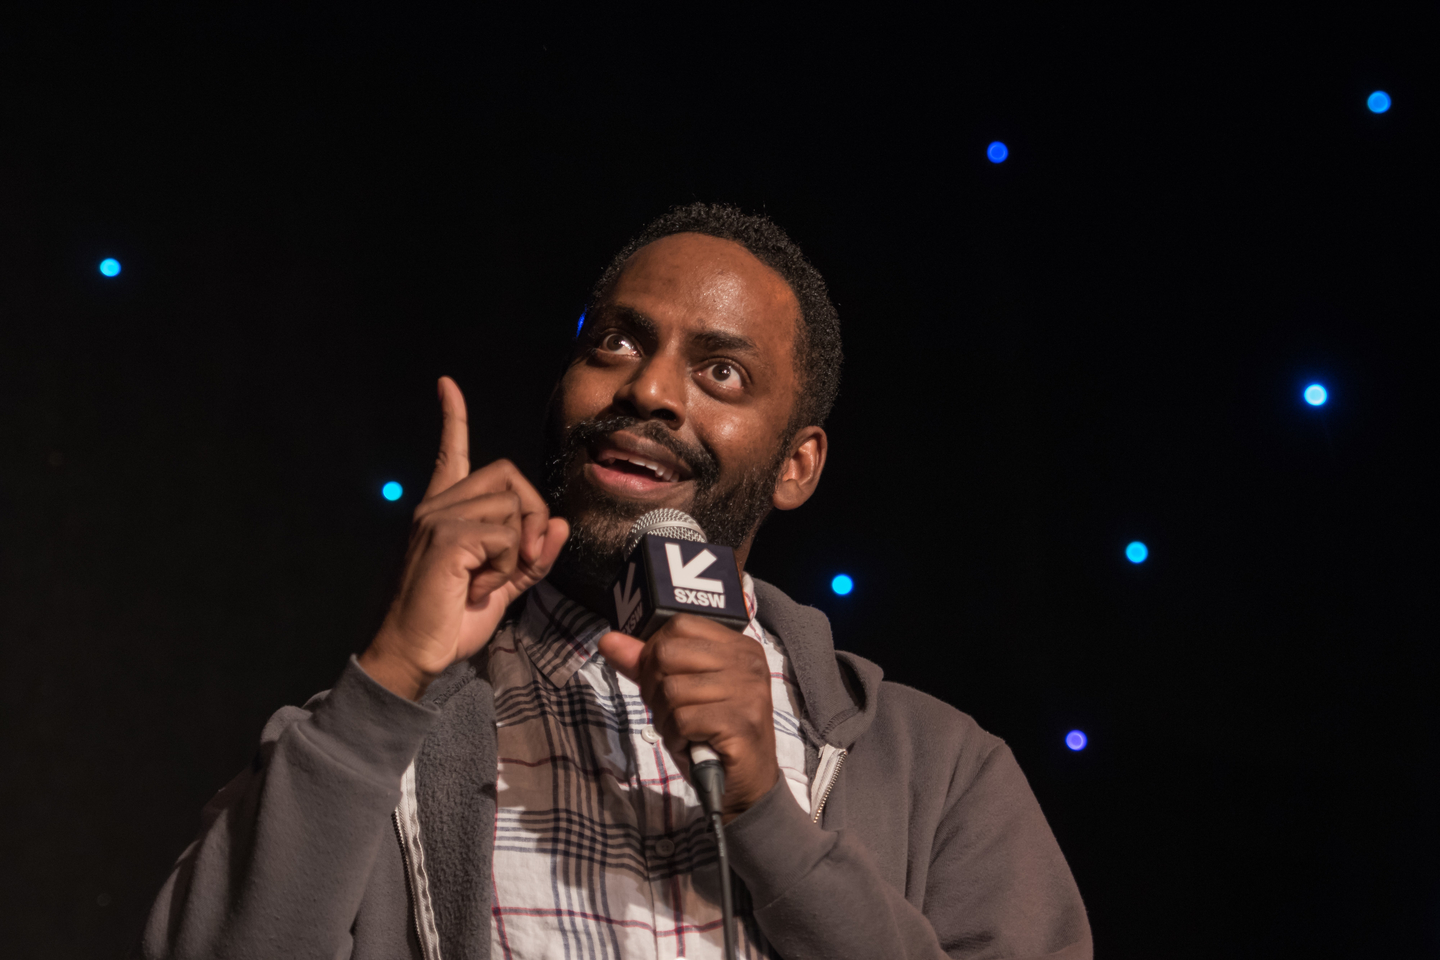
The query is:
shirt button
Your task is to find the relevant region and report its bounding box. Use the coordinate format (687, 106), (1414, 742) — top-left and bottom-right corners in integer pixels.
(655, 838), (675, 858)
(640, 725), (659, 743)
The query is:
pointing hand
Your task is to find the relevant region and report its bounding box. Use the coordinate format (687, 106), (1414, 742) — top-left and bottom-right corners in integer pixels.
(359, 377), (569, 700)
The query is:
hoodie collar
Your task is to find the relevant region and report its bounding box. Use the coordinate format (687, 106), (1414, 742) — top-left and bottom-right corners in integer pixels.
(750, 577), (882, 749)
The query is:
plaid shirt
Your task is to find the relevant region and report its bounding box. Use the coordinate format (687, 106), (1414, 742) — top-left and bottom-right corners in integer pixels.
(487, 576), (812, 959)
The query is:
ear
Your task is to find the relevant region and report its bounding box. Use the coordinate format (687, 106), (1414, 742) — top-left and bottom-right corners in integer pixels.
(772, 425), (828, 511)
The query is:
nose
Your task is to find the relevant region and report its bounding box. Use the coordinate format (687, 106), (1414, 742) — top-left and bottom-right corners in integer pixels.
(614, 354), (685, 426)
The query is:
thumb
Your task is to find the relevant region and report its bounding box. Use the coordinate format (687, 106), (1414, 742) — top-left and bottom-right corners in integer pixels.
(597, 631), (644, 681)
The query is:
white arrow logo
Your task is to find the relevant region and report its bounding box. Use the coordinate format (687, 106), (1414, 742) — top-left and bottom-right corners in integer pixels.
(665, 543), (724, 593)
(613, 563), (642, 632)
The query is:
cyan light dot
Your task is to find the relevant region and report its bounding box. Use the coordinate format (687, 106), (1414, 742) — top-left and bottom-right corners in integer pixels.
(1367, 91), (1391, 114)
(1304, 384), (1328, 406)
(381, 481), (404, 501)
(986, 141), (1009, 163)
(1065, 730), (1087, 751)
(99, 258), (121, 277)
(1125, 541), (1149, 564)
(831, 574), (854, 596)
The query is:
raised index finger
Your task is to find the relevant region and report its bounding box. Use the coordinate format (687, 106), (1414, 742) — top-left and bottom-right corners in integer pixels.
(424, 376), (471, 498)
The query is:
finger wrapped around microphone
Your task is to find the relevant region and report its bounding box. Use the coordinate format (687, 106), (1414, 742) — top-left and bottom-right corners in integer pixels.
(598, 614), (781, 821)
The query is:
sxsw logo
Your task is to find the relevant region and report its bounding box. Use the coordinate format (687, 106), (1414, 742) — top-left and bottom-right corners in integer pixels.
(613, 562), (644, 634)
(665, 543), (725, 608)
(611, 539), (737, 636)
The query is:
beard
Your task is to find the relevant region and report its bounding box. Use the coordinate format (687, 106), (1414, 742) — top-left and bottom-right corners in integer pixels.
(541, 406), (790, 593)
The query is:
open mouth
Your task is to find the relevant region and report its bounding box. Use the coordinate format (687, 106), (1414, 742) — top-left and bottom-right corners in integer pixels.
(592, 453), (681, 482)
(585, 433), (692, 491)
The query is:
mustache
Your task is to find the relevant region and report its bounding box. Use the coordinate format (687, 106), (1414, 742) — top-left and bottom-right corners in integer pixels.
(545, 414), (722, 492)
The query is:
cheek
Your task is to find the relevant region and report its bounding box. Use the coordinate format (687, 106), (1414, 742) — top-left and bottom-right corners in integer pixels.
(560, 366), (612, 422)
(697, 405), (781, 471)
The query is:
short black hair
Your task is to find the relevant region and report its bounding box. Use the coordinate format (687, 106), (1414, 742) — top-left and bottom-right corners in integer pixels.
(588, 202), (842, 429)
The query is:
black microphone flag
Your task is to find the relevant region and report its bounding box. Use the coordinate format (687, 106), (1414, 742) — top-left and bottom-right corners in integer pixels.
(608, 509), (749, 637)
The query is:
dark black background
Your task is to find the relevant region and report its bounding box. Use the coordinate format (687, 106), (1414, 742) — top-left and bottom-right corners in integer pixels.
(1, 4), (1435, 957)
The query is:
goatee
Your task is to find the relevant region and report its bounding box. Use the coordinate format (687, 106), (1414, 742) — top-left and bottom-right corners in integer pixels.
(541, 409), (789, 592)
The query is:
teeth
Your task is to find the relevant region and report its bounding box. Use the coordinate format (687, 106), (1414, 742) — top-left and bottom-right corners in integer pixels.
(626, 457), (672, 481)
(600, 455), (674, 481)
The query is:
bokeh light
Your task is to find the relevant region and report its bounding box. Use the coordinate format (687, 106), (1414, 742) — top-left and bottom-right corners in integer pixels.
(986, 141), (1009, 163)
(99, 258), (121, 277)
(1065, 730), (1088, 751)
(1304, 384), (1328, 406)
(1367, 91), (1391, 114)
(382, 481), (404, 501)
(831, 574), (854, 596)
(1125, 541), (1149, 564)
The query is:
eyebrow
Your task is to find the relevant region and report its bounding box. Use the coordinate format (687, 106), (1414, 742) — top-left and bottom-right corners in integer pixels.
(604, 304), (759, 356)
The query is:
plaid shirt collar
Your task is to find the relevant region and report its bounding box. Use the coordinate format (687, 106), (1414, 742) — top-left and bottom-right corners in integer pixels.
(520, 574), (761, 690)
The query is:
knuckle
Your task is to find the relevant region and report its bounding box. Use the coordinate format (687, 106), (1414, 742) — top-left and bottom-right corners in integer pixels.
(669, 613), (702, 632)
(669, 705), (696, 733)
(660, 674), (688, 702)
(426, 524), (457, 551)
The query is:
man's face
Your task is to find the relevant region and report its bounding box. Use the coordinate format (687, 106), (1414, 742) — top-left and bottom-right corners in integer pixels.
(544, 232), (808, 585)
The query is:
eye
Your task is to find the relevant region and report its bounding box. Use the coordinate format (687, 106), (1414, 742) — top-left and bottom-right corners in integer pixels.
(597, 331), (639, 356)
(702, 361), (744, 388)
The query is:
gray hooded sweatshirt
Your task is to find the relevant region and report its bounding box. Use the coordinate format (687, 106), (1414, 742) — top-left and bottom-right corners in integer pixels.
(140, 579), (1092, 959)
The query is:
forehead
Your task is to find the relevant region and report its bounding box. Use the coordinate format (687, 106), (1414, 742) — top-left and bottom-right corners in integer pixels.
(607, 233), (800, 358)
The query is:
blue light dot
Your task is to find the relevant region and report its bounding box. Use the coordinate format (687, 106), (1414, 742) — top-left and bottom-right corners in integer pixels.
(986, 141), (1009, 163)
(1125, 541), (1149, 564)
(575, 311), (586, 337)
(1367, 91), (1391, 114)
(99, 258), (121, 277)
(381, 481), (404, 501)
(1065, 730), (1087, 751)
(831, 574), (854, 596)
(1304, 384), (1328, 407)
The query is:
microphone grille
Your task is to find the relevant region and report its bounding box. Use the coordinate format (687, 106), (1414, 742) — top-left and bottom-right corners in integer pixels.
(623, 508), (707, 556)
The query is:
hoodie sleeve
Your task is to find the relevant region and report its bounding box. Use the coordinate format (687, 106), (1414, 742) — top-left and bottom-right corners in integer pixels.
(724, 742), (1092, 960)
(139, 656), (440, 960)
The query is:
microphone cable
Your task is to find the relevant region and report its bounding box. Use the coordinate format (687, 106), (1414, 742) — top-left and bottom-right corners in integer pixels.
(691, 754), (736, 960)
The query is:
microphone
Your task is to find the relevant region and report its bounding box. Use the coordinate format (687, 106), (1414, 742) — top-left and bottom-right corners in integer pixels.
(610, 508), (749, 640)
(608, 507), (747, 805)
(608, 507), (742, 959)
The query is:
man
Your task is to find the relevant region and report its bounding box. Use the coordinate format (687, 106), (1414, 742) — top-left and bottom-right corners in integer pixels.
(140, 204), (1092, 959)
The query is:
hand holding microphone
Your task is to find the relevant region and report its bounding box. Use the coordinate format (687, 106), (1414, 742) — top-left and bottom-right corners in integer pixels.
(596, 510), (780, 822)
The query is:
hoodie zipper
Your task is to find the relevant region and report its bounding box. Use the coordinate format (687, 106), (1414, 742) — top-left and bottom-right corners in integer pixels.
(395, 762), (445, 960)
(810, 748), (847, 824)
(394, 809), (430, 955)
